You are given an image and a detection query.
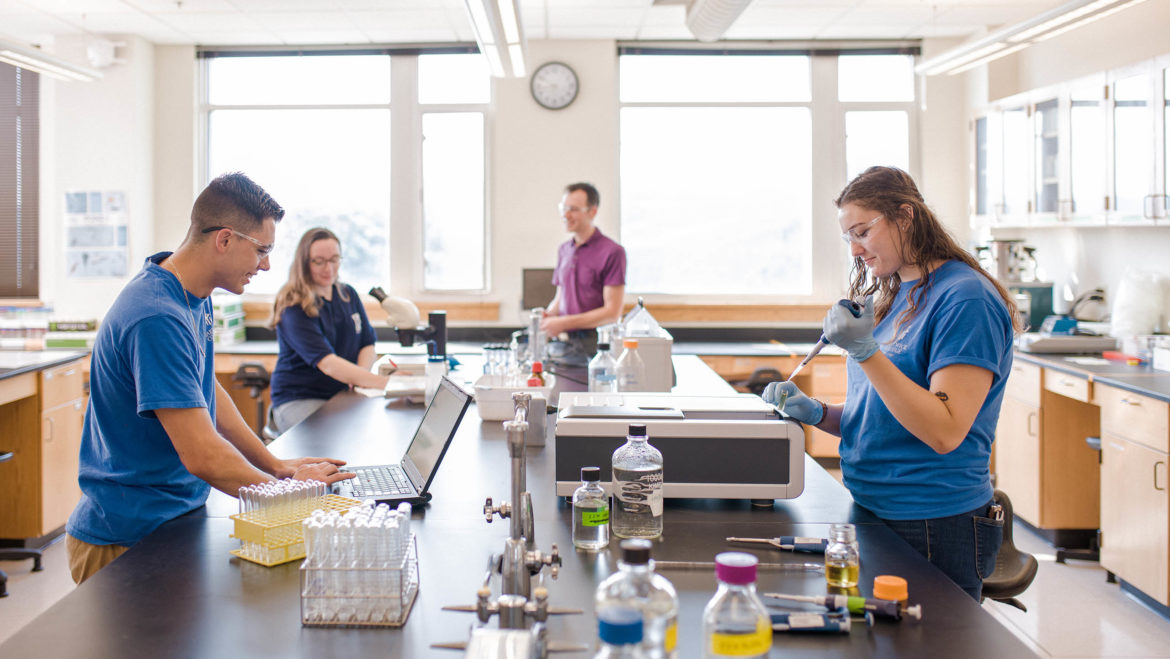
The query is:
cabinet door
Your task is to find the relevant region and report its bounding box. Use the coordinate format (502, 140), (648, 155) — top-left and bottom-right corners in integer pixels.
(41, 398), (85, 535)
(994, 396), (1041, 524)
(1100, 433), (1169, 604)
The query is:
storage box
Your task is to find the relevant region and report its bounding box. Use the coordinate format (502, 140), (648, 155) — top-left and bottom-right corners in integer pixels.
(1154, 346), (1170, 373)
(300, 534), (418, 628)
(473, 373), (555, 421)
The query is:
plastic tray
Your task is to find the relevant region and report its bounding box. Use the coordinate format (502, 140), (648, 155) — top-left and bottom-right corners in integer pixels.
(300, 534), (419, 628)
(473, 373), (555, 421)
(229, 494), (361, 567)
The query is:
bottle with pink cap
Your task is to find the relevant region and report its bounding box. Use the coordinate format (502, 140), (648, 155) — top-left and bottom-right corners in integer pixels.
(701, 552), (772, 658)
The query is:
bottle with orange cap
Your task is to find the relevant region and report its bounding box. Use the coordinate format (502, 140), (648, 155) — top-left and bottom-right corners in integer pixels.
(615, 339), (647, 392)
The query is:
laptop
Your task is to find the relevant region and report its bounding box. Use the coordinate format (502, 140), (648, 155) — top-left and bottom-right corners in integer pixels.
(333, 375), (472, 506)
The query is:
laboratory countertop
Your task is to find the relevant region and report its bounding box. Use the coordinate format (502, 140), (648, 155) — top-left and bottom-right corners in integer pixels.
(1014, 350), (1170, 403)
(0, 357), (1037, 658)
(0, 350), (87, 381)
(215, 340), (841, 359)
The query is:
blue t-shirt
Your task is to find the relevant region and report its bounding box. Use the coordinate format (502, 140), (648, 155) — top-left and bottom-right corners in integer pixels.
(838, 260), (1014, 520)
(67, 252), (215, 546)
(270, 283), (376, 407)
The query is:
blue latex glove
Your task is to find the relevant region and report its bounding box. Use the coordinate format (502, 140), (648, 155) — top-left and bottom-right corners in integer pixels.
(762, 381), (823, 426)
(824, 294), (879, 362)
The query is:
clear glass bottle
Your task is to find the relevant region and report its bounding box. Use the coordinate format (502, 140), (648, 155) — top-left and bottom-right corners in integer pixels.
(527, 360), (546, 386)
(615, 339), (646, 392)
(595, 539), (679, 659)
(825, 523), (860, 588)
(589, 342), (619, 393)
(573, 466), (610, 551)
(702, 552), (772, 659)
(611, 424), (663, 539)
(594, 607), (647, 659)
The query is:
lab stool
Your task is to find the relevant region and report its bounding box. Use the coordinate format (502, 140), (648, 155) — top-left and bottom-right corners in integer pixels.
(982, 489), (1038, 612)
(0, 451), (44, 597)
(232, 362), (274, 442)
(1054, 436), (1103, 568)
(732, 367), (784, 396)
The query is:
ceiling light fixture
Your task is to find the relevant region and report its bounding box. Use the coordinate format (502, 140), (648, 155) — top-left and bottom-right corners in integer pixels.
(685, 0), (754, 42)
(916, 0), (1149, 76)
(0, 38), (103, 82)
(463, 0), (526, 78)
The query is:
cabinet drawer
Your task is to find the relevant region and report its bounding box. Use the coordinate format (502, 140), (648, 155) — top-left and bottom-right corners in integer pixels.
(40, 360), (84, 410)
(1099, 385), (1169, 452)
(1043, 368), (1090, 403)
(1005, 362), (1041, 406)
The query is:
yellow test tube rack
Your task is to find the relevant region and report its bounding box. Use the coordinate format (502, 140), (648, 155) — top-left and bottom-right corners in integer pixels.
(229, 493), (361, 567)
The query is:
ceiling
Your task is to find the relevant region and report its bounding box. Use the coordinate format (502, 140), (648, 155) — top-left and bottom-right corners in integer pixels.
(0, 0), (1071, 48)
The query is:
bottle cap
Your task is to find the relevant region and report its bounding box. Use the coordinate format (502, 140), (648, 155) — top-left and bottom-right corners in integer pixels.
(597, 606), (643, 645)
(619, 538), (652, 565)
(580, 466), (601, 482)
(623, 338), (639, 348)
(714, 552), (758, 584)
(628, 424), (647, 437)
(532, 361), (543, 373)
(597, 342), (610, 351)
(427, 354), (445, 362)
(873, 575), (908, 602)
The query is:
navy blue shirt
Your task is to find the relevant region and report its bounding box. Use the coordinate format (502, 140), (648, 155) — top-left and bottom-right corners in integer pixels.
(271, 283), (377, 407)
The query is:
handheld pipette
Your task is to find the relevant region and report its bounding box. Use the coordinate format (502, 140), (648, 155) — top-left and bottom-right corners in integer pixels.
(776, 299), (863, 412)
(763, 592), (922, 622)
(654, 560), (823, 572)
(770, 609), (852, 633)
(727, 536), (829, 553)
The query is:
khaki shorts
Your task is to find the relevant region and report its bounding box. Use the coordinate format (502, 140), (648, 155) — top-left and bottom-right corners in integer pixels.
(66, 534), (129, 585)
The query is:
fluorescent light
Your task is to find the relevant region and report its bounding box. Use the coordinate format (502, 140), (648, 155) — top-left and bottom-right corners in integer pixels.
(0, 40), (102, 82)
(916, 0), (1148, 76)
(464, 0), (526, 78)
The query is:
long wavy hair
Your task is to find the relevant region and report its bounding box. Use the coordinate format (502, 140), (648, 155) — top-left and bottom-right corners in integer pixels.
(836, 166), (1022, 335)
(269, 227), (351, 328)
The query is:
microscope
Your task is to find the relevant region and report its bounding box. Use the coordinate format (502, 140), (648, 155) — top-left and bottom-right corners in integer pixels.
(369, 286), (447, 361)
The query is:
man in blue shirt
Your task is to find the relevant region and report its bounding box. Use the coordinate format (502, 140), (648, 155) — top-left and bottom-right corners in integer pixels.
(66, 173), (354, 584)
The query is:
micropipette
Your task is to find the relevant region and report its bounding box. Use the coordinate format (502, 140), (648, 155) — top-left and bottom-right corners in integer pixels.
(770, 609), (851, 633)
(763, 592), (922, 622)
(775, 299), (863, 412)
(727, 536), (829, 553)
(654, 560), (823, 572)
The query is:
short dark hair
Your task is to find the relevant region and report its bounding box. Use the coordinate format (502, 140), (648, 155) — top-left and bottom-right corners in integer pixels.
(191, 172), (284, 236)
(564, 182), (599, 209)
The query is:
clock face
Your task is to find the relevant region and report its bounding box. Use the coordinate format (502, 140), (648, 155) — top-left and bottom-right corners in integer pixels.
(530, 62), (579, 110)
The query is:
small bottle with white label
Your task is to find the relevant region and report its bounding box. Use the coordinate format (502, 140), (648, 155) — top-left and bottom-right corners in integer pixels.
(572, 466), (610, 551)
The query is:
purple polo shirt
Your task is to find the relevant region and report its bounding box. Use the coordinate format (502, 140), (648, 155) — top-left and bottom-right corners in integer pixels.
(552, 228), (626, 323)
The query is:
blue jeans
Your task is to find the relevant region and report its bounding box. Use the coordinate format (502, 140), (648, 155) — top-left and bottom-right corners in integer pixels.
(880, 501), (1003, 601)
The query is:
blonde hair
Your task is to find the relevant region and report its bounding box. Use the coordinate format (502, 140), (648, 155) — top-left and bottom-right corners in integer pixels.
(269, 227), (350, 328)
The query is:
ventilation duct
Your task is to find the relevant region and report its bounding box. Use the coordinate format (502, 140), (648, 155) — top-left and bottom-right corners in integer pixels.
(685, 0), (753, 42)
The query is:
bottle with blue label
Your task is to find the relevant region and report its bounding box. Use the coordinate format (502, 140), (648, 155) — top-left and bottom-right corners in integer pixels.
(589, 342), (619, 393)
(593, 607), (647, 658)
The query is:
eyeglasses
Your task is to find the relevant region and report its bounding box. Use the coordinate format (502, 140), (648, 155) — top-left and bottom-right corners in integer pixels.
(558, 204), (591, 215)
(840, 214), (884, 245)
(310, 256), (343, 267)
(202, 226), (274, 258)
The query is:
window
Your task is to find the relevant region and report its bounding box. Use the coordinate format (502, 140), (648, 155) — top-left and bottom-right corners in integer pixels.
(202, 50), (488, 296)
(618, 50), (916, 299)
(0, 63), (38, 298)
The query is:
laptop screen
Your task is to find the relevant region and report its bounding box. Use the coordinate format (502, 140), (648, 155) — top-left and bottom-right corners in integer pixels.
(403, 377), (471, 489)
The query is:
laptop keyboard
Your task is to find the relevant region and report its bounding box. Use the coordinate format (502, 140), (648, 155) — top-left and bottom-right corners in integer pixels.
(347, 465), (413, 497)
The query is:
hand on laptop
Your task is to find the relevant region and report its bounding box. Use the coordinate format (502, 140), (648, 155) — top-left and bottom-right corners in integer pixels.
(277, 456), (357, 485)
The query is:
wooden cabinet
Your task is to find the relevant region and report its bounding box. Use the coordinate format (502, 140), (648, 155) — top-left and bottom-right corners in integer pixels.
(698, 353), (847, 458)
(214, 354), (277, 434)
(0, 358), (87, 540)
(1098, 384), (1170, 605)
(993, 362), (1100, 529)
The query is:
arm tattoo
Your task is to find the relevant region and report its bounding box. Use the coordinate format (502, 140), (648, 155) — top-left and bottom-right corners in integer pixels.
(934, 391), (950, 402)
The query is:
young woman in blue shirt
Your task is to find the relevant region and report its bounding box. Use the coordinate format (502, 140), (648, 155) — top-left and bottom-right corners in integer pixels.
(766, 166), (1023, 600)
(269, 227), (388, 434)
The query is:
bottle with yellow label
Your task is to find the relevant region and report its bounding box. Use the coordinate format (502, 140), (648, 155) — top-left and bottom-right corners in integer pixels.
(595, 539), (679, 659)
(703, 552), (772, 659)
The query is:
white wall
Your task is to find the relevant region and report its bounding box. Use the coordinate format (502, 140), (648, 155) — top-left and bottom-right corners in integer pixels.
(42, 35), (155, 320)
(918, 37), (971, 247)
(153, 45), (199, 252)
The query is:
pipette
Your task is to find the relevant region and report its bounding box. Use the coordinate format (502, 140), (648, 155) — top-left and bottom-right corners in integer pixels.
(763, 592), (922, 622)
(727, 536), (829, 553)
(654, 560), (823, 572)
(776, 299), (863, 412)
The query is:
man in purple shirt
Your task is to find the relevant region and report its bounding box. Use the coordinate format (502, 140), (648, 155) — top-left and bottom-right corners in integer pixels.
(541, 182), (626, 364)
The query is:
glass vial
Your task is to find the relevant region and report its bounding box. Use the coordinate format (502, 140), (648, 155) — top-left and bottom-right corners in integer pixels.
(527, 360), (546, 386)
(594, 607), (647, 659)
(825, 523), (860, 588)
(702, 552), (772, 659)
(573, 466), (611, 551)
(611, 424), (663, 540)
(615, 339), (646, 392)
(589, 342), (619, 393)
(595, 539), (679, 659)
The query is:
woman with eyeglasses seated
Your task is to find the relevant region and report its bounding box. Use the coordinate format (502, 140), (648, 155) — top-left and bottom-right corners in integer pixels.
(269, 227), (388, 435)
(764, 166), (1023, 601)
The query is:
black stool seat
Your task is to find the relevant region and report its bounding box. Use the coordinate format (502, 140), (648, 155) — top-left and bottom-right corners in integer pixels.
(232, 362), (271, 439)
(982, 489), (1038, 611)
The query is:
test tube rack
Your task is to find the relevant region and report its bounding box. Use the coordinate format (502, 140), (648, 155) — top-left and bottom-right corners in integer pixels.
(229, 493), (361, 567)
(300, 533), (420, 628)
